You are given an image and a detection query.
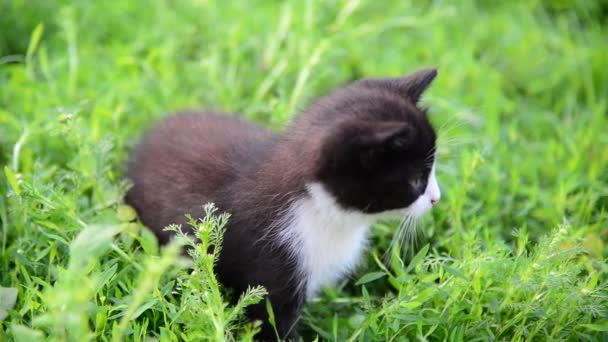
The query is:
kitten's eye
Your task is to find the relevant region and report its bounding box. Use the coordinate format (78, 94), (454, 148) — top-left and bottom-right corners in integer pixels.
(360, 149), (376, 169)
(410, 179), (422, 191)
(410, 177), (426, 195)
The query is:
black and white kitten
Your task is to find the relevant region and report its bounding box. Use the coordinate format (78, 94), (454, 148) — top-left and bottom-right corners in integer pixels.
(125, 68), (440, 340)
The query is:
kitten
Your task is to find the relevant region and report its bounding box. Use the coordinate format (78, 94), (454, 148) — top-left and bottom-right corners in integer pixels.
(125, 68), (441, 340)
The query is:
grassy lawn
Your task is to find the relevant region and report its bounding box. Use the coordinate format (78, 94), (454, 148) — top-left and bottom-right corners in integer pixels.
(1, 0), (607, 340)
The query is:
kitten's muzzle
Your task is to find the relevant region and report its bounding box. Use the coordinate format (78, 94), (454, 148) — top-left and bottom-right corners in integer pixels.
(426, 164), (440, 206)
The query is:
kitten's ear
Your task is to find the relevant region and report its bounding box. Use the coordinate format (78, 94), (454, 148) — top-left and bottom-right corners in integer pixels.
(354, 122), (415, 169)
(318, 122), (414, 175)
(355, 122), (414, 149)
(394, 68), (437, 103)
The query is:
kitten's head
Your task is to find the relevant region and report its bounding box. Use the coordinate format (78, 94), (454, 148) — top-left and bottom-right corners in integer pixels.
(309, 68), (440, 218)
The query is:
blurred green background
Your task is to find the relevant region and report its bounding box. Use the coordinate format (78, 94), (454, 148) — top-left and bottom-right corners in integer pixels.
(1, 0), (607, 340)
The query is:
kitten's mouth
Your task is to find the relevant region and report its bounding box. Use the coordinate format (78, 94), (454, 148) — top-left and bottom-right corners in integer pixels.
(403, 190), (440, 218)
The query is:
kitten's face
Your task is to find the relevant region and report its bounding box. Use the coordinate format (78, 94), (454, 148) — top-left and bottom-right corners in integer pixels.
(313, 68), (440, 218)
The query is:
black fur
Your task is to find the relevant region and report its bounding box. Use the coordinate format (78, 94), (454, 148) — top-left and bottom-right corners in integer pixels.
(125, 68), (438, 340)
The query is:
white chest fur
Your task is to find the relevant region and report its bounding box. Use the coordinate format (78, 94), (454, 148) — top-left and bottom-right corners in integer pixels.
(277, 183), (375, 299)
(276, 161), (440, 299)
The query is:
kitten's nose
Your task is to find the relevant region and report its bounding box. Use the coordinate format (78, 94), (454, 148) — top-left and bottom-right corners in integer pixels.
(426, 163), (440, 206)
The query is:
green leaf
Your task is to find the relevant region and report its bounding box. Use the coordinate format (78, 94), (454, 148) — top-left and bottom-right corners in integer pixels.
(406, 244), (430, 273)
(160, 327), (178, 341)
(265, 298), (280, 341)
(415, 287), (437, 303)
(0, 287), (18, 321)
(138, 227), (159, 255)
(473, 272), (481, 294)
(131, 300), (157, 320)
(69, 224), (123, 270)
(26, 23), (44, 62)
(400, 301), (422, 310)
(361, 285), (370, 306)
(450, 325), (465, 342)
(25, 23), (44, 80)
(266, 298), (275, 327)
(11, 324), (45, 342)
(444, 265), (467, 280)
(117, 204), (137, 222)
(579, 323), (608, 332)
(390, 244), (405, 278)
(332, 313), (338, 340)
(94, 264), (118, 294)
(355, 272), (386, 285)
(306, 321), (334, 340)
(4, 166), (21, 197)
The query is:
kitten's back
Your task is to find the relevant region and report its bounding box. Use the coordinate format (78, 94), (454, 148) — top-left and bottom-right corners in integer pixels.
(125, 112), (275, 242)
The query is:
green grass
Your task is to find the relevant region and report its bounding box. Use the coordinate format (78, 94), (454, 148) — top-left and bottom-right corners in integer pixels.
(1, 0), (607, 340)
